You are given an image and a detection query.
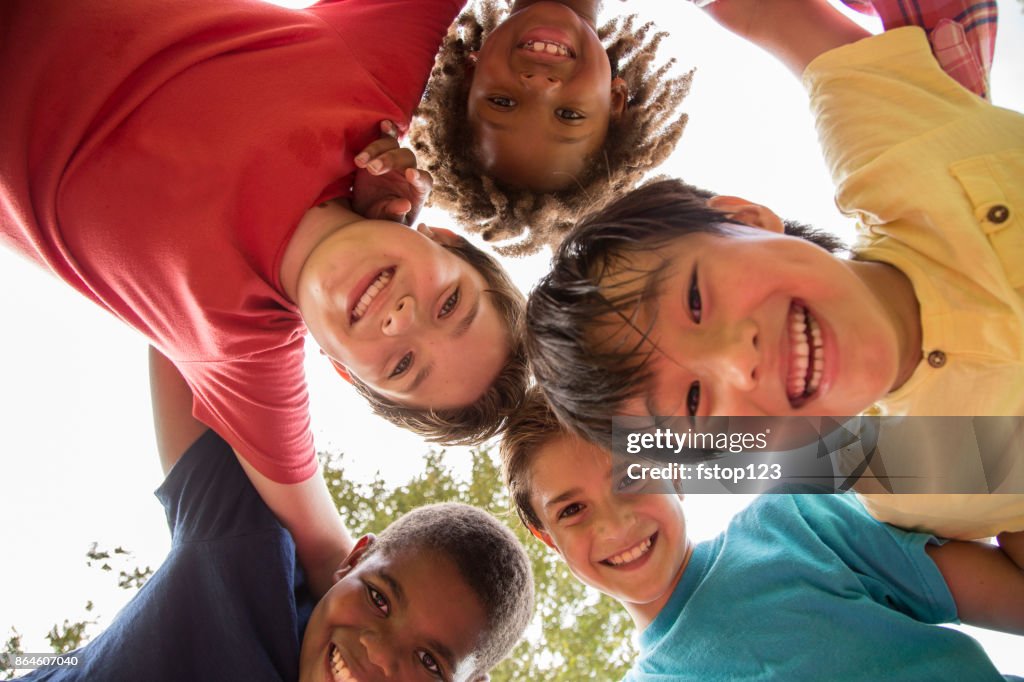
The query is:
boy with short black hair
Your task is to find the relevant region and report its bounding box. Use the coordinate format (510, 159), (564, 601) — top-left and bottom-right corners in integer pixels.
(501, 390), (1024, 680)
(526, 0), (1024, 540)
(22, 350), (534, 681)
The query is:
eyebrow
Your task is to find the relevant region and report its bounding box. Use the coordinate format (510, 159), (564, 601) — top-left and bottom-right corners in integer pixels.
(379, 570), (406, 608)
(426, 638), (457, 680)
(405, 296), (480, 395)
(543, 472), (613, 511)
(454, 296), (480, 340)
(543, 487), (583, 512)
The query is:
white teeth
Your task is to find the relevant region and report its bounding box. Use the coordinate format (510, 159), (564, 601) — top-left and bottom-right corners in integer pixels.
(786, 303), (824, 403)
(330, 645), (354, 682)
(605, 536), (653, 566)
(521, 40), (571, 57)
(351, 269), (392, 323)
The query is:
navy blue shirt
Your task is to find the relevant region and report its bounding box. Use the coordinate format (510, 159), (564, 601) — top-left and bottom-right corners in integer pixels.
(25, 430), (314, 681)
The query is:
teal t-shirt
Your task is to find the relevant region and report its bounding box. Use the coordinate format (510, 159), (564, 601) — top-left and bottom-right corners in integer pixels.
(625, 494), (1018, 681)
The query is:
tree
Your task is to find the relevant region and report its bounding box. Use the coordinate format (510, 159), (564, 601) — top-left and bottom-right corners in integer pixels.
(4, 447), (635, 681)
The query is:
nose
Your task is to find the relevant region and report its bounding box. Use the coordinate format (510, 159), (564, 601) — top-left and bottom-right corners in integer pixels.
(699, 319), (759, 392)
(594, 499), (636, 542)
(382, 295), (414, 336)
(519, 71), (560, 91)
(360, 632), (397, 678)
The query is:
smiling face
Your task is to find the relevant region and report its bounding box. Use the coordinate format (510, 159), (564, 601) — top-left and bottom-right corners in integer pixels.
(612, 221), (905, 419)
(296, 222), (509, 411)
(467, 1), (627, 192)
(299, 541), (488, 682)
(528, 434), (689, 626)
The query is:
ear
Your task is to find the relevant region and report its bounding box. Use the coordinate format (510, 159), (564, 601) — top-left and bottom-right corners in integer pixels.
(418, 224), (464, 247)
(329, 358), (353, 384)
(706, 195), (785, 234)
(527, 524), (560, 554)
(466, 51), (479, 73)
(610, 77), (628, 119)
(332, 533), (377, 584)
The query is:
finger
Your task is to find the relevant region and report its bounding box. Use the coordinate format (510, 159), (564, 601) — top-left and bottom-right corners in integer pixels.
(353, 136), (401, 168)
(405, 167), (434, 195)
(364, 147), (417, 176)
(386, 198), (413, 223)
(379, 120), (399, 139)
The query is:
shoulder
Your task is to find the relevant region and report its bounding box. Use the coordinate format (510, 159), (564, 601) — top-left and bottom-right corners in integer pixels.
(158, 430), (284, 544)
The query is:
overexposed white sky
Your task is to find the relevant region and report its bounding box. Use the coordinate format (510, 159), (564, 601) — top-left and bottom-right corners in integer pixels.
(1, 0), (1022, 673)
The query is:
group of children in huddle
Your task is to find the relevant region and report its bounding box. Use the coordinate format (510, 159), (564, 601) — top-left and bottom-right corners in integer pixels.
(2, 0), (1022, 679)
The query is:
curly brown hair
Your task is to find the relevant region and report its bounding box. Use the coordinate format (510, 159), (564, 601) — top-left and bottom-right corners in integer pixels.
(349, 234), (529, 446)
(410, 0), (693, 256)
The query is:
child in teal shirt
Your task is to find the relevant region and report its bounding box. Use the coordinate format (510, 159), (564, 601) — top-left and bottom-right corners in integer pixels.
(501, 391), (1024, 680)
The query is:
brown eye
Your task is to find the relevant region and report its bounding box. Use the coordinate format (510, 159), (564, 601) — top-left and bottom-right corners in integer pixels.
(439, 289), (460, 318)
(555, 108), (584, 120)
(417, 651), (442, 678)
(687, 381), (701, 417)
(558, 502), (583, 519)
(389, 352), (412, 378)
(688, 267), (702, 323)
(366, 585), (390, 615)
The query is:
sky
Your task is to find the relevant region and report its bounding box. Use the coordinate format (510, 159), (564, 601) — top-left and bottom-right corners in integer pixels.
(2, 0), (1022, 674)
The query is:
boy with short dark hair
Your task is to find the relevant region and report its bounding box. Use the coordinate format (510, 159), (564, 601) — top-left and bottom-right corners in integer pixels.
(22, 350), (534, 681)
(501, 390), (1024, 680)
(525, 0), (1024, 540)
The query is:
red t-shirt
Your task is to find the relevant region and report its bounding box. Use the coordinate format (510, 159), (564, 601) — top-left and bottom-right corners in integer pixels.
(0, 0), (464, 482)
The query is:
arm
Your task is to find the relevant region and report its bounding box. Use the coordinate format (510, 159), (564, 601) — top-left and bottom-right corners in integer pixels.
(149, 346), (211, 475)
(997, 531), (1024, 571)
(148, 347), (354, 598)
(702, 0), (871, 77)
(233, 454), (354, 598)
(926, 538), (1024, 635)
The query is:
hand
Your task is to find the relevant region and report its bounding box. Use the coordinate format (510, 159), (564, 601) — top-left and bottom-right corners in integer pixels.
(351, 121), (433, 225)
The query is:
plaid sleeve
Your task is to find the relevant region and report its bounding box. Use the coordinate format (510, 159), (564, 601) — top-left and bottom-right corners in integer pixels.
(839, 0), (997, 99)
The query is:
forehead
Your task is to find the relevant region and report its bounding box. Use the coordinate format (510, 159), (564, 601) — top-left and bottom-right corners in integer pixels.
(360, 549), (488, 672)
(530, 434), (611, 497)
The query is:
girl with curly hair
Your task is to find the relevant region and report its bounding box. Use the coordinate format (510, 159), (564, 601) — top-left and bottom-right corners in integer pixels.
(411, 0), (693, 255)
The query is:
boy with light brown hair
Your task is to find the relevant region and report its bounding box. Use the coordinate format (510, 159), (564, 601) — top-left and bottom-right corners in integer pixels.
(501, 390), (1024, 680)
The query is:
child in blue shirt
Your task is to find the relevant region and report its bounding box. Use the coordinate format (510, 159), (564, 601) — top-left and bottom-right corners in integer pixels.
(500, 391), (1024, 680)
(19, 350), (534, 681)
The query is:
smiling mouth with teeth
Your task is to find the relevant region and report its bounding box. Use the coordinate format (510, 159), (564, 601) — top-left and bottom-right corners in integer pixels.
(329, 644), (356, 682)
(786, 301), (824, 406)
(518, 39), (575, 58)
(350, 268), (393, 324)
(602, 533), (656, 567)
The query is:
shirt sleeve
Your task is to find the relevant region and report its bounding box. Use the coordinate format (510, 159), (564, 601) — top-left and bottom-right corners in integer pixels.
(802, 28), (987, 201)
(793, 494), (958, 625)
(177, 340), (318, 485)
(307, 0), (466, 125)
(157, 429), (284, 543)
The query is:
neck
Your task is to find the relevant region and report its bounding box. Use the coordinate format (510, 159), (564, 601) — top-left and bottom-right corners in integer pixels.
(279, 200), (360, 303)
(849, 259), (923, 391)
(509, 0), (601, 26)
(623, 537), (694, 631)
